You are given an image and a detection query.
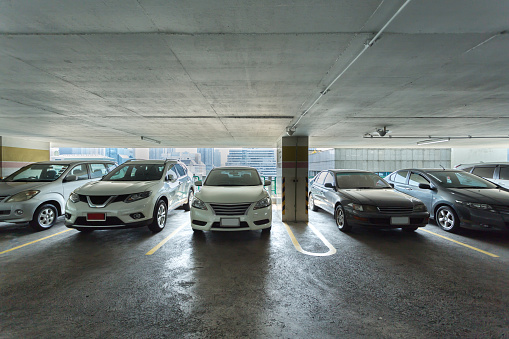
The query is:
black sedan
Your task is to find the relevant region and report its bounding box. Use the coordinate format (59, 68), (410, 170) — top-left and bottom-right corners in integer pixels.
(309, 169), (429, 232)
(385, 168), (509, 232)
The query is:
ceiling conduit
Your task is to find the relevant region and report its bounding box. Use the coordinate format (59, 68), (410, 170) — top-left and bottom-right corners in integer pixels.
(286, 0), (413, 135)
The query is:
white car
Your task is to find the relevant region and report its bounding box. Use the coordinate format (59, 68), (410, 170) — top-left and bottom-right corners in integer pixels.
(65, 160), (194, 233)
(190, 166), (272, 233)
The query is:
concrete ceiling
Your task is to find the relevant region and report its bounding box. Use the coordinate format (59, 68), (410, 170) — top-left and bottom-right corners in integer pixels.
(0, 0), (508, 148)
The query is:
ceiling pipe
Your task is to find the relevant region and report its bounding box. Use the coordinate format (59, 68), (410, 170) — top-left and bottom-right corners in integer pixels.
(363, 135), (509, 140)
(285, 0), (413, 135)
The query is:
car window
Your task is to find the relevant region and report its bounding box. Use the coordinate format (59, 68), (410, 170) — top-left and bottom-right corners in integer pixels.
(427, 171), (497, 189)
(4, 163), (69, 182)
(104, 164), (164, 181)
(89, 163), (108, 179)
(499, 167), (509, 180)
(174, 164), (185, 177)
(336, 172), (391, 189)
(472, 166), (496, 179)
(204, 168), (262, 186)
(409, 172), (430, 187)
(323, 172), (334, 186)
(69, 164), (89, 181)
(393, 170), (408, 184)
(106, 163), (116, 172)
(315, 172), (327, 185)
(166, 165), (178, 181)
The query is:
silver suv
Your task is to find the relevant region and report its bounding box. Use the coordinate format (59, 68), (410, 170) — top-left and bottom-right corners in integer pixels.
(455, 162), (509, 189)
(0, 160), (117, 231)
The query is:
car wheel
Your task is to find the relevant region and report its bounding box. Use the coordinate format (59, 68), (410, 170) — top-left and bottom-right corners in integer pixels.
(402, 227), (418, 232)
(183, 190), (194, 211)
(309, 194), (318, 212)
(335, 204), (352, 232)
(29, 204), (58, 231)
(76, 227), (94, 233)
(148, 200), (167, 233)
(436, 206), (460, 232)
(262, 227), (271, 234)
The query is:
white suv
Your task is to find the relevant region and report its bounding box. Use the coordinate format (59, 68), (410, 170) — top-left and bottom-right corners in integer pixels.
(65, 160), (194, 233)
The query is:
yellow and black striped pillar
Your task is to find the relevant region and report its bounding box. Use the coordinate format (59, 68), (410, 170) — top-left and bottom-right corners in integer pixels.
(277, 136), (308, 222)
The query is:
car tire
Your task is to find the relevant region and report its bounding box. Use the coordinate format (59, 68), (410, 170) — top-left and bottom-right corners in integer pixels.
(76, 227), (94, 233)
(335, 204), (352, 232)
(262, 227), (271, 234)
(183, 190), (194, 211)
(402, 227), (418, 232)
(29, 204), (58, 231)
(309, 194), (318, 212)
(436, 206), (460, 232)
(148, 200), (167, 233)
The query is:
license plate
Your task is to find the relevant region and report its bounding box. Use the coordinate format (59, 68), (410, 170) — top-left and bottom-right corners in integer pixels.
(220, 218), (240, 227)
(391, 216), (409, 225)
(87, 213), (106, 221)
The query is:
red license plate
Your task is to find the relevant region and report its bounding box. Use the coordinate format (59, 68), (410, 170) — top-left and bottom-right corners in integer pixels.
(87, 213), (106, 221)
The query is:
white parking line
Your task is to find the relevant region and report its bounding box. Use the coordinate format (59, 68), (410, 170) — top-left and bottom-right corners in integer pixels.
(283, 222), (337, 256)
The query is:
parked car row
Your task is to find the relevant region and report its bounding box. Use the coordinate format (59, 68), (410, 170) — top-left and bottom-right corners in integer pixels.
(0, 161), (272, 234)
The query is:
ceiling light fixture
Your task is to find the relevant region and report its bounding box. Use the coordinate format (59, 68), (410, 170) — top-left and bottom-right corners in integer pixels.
(416, 138), (450, 146)
(140, 136), (161, 144)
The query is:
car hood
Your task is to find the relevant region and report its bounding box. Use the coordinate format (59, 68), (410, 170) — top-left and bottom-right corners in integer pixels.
(0, 181), (52, 196)
(196, 185), (267, 203)
(340, 188), (417, 207)
(75, 180), (158, 195)
(447, 188), (509, 204)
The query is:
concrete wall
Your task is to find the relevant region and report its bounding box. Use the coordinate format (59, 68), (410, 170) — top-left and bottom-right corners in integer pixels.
(451, 148), (508, 167)
(0, 136), (50, 177)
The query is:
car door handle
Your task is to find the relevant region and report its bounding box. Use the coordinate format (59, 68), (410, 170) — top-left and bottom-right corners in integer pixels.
(405, 187), (412, 190)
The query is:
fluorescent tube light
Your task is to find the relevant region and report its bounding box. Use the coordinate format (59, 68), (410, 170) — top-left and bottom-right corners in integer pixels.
(416, 138), (450, 146)
(141, 136), (161, 144)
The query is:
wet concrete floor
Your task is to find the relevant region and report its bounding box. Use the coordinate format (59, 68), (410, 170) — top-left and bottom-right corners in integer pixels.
(1, 208), (508, 338)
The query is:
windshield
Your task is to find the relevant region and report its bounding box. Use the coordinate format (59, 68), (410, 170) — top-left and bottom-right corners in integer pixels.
(204, 168), (262, 186)
(103, 163), (164, 181)
(427, 171), (497, 189)
(336, 172), (392, 189)
(3, 164), (69, 182)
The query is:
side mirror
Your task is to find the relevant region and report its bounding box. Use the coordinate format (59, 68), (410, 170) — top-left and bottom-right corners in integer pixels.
(264, 180), (271, 186)
(64, 175), (77, 182)
(324, 183), (334, 189)
(418, 183), (431, 190)
(389, 183), (395, 188)
(166, 174), (176, 183)
(195, 180), (202, 186)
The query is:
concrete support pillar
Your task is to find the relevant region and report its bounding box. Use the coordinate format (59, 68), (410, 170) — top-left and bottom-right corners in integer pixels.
(276, 136), (308, 222)
(0, 136), (50, 178)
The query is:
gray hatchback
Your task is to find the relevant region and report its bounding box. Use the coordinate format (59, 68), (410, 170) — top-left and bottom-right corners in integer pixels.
(0, 160), (116, 231)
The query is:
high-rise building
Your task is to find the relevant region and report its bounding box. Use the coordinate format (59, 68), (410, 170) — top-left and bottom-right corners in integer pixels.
(149, 148), (175, 160)
(225, 148), (276, 177)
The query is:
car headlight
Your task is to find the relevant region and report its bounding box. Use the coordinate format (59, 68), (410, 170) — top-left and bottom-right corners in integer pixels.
(413, 203), (427, 212)
(125, 191), (151, 203)
(6, 190), (40, 202)
(191, 198), (208, 210)
(254, 196), (271, 210)
(350, 203), (377, 212)
(69, 192), (80, 203)
(455, 200), (493, 210)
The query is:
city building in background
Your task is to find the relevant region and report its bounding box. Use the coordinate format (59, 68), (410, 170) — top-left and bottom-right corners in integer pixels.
(198, 148), (222, 173)
(225, 148), (277, 177)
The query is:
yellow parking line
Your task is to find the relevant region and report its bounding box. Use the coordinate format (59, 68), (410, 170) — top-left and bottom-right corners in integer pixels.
(420, 229), (499, 258)
(146, 222), (188, 255)
(0, 229), (72, 255)
(283, 222), (336, 256)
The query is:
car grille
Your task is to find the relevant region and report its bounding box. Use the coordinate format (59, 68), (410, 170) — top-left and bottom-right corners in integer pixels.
(0, 210), (10, 215)
(79, 195), (129, 205)
(492, 205), (509, 214)
(209, 203), (252, 216)
(377, 206), (414, 214)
